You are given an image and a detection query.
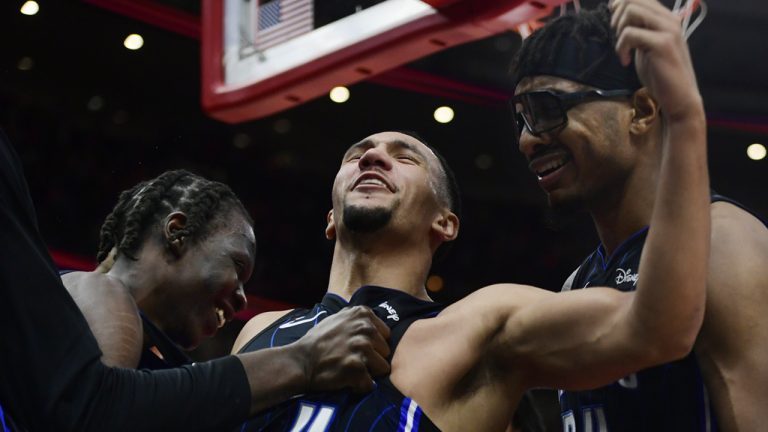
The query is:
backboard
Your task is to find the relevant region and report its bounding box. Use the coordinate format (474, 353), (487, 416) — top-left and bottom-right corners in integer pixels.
(201, 0), (570, 123)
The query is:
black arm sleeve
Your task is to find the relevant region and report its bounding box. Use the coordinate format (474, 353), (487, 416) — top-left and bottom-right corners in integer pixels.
(0, 130), (251, 431)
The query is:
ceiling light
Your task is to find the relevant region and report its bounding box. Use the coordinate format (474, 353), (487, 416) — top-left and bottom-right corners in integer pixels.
(17, 57), (34, 71)
(434, 106), (454, 124)
(329, 86), (350, 103)
(747, 143), (766, 161)
(124, 34), (144, 50)
(20, 1), (39, 16)
(426, 275), (444, 292)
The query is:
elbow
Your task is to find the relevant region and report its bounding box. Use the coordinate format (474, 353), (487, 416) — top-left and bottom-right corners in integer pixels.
(657, 333), (697, 362)
(643, 321), (702, 364)
(635, 312), (704, 365)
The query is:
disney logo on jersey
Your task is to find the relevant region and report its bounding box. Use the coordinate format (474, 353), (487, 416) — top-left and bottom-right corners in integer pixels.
(377, 301), (399, 321)
(615, 268), (639, 287)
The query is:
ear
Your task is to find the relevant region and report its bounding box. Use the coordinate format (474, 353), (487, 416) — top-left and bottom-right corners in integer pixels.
(325, 209), (336, 240)
(431, 211), (459, 243)
(164, 211), (188, 257)
(629, 87), (659, 136)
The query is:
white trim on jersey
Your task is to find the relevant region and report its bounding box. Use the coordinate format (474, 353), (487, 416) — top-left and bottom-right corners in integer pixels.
(278, 311), (327, 329)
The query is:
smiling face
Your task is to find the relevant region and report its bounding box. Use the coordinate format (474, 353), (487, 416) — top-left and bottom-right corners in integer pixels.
(141, 209), (256, 350)
(515, 75), (637, 211)
(328, 131), (454, 246)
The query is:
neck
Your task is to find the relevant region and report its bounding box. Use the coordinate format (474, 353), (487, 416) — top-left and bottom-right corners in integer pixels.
(327, 232), (433, 301)
(588, 155), (659, 256)
(107, 248), (165, 304)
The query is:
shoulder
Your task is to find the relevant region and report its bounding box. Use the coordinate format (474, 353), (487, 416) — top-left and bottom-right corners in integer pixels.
(696, 201), (768, 364)
(231, 309), (295, 354)
(62, 271), (135, 310)
(709, 201), (768, 274)
(61, 271), (143, 368)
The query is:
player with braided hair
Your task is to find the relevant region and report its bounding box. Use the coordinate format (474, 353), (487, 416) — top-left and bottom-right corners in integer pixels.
(63, 169), (254, 368)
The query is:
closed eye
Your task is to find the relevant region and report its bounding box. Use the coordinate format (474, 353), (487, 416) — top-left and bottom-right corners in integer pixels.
(395, 154), (419, 163)
(232, 259), (245, 276)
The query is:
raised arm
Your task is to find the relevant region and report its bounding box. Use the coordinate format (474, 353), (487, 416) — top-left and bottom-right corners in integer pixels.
(491, 0), (709, 389)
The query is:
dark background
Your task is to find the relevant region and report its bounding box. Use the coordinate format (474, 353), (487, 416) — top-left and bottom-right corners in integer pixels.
(1, 0), (766, 362)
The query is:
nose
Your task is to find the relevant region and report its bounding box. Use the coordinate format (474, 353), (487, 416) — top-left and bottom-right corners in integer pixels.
(231, 284), (247, 313)
(517, 129), (552, 160)
(358, 145), (393, 171)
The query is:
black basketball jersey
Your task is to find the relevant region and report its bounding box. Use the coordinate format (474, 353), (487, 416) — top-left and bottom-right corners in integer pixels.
(237, 285), (444, 432)
(559, 195), (766, 431)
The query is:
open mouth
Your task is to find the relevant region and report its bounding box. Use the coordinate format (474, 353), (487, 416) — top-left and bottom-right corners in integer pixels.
(352, 172), (394, 192)
(213, 301), (234, 329)
(529, 153), (572, 180)
(214, 307), (226, 328)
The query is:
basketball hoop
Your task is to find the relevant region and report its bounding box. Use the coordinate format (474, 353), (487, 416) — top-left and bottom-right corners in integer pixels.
(201, 0), (571, 123)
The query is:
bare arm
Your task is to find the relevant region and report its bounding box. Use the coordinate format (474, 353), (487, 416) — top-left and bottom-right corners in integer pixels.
(61, 271), (143, 368)
(695, 202), (768, 431)
(493, 0), (710, 389)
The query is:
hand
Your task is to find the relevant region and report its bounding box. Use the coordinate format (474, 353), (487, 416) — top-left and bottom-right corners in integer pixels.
(610, 0), (704, 122)
(296, 306), (391, 393)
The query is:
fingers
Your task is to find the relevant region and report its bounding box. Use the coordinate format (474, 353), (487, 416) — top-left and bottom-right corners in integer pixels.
(302, 305), (393, 394)
(612, 1), (679, 34)
(366, 308), (392, 342)
(610, 0), (686, 66)
(341, 307), (391, 390)
(615, 26), (666, 66)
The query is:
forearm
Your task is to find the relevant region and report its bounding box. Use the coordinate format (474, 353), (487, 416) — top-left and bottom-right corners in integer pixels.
(634, 106), (710, 356)
(237, 344), (309, 414)
(50, 356), (251, 432)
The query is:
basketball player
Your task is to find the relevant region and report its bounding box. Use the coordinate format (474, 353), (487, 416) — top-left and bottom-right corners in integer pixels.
(233, 4), (709, 424)
(0, 142), (390, 431)
(512, 1), (768, 430)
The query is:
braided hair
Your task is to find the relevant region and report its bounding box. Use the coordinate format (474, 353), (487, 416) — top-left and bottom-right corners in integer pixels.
(96, 170), (252, 263)
(510, 4), (615, 88)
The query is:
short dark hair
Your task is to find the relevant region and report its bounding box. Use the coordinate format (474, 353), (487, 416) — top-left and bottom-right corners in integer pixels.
(510, 4), (640, 90)
(96, 169), (252, 263)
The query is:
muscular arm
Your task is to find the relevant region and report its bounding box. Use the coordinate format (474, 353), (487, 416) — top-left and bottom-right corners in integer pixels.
(695, 202), (768, 431)
(494, 0), (710, 390)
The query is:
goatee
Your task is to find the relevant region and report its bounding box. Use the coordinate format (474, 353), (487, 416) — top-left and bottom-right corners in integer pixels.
(343, 205), (392, 233)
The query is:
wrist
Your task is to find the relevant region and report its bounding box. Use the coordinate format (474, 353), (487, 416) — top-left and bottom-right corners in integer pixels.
(282, 341), (312, 394)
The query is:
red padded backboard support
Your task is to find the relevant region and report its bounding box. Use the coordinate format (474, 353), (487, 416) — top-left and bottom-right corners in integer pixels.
(201, 0), (567, 123)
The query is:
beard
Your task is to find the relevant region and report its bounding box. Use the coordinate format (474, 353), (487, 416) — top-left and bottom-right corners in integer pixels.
(343, 204), (392, 233)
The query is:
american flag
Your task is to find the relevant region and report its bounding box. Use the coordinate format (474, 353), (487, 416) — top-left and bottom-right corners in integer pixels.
(255, 0), (313, 51)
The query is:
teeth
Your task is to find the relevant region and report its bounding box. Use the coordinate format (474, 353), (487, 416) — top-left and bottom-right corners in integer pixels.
(536, 158), (568, 177)
(358, 178), (386, 187)
(214, 307), (226, 328)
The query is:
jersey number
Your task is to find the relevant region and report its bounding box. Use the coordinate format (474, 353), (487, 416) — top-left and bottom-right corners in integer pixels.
(562, 406), (607, 432)
(290, 402), (336, 432)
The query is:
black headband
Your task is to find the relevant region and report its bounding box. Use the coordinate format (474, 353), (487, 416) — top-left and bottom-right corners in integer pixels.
(521, 37), (642, 91)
